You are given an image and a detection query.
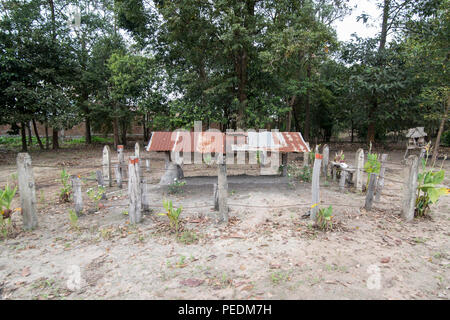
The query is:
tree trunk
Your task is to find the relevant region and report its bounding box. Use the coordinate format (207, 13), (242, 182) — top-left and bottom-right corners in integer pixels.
(85, 114), (92, 144)
(27, 122), (33, 146)
(52, 128), (59, 150)
(32, 119), (44, 150)
(20, 122), (27, 152)
(431, 93), (449, 166)
(304, 64), (312, 142)
(113, 118), (119, 149)
(45, 123), (49, 149)
(120, 120), (127, 146)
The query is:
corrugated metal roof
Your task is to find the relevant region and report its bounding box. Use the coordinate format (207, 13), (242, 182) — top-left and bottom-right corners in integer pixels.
(146, 131), (310, 153)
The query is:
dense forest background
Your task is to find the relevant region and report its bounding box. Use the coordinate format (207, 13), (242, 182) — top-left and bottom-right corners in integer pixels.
(0, 0), (448, 152)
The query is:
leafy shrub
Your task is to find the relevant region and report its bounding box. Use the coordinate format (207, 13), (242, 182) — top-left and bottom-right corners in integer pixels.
(442, 130), (450, 147)
(315, 205), (333, 231)
(415, 154), (448, 218)
(364, 153), (381, 189)
(168, 178), (186, 194)
(0, 184), (17, 239)
(158, 199), (182, 235)
(59, 169), (72, 202)
(87, 186), (105, 210)
(287, 164), (312, 182)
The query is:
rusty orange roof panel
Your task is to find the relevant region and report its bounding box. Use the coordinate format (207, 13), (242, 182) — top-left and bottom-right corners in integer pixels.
(146, 131), (310, 153)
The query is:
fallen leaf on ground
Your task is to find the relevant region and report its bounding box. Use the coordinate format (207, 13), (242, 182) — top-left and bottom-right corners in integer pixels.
(381, 257), (391, 263)
(21, 267), (31, 277)
(180, 279), (204, 287)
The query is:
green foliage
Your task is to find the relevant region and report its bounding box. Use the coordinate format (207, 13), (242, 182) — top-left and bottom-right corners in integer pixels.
(287, 164), (312, 182)
(442, 130), (450, 147)
(0, 184), (17, 239)
(86, 186), (105, 210)
(316, 205), (333, 231)
(59, 169), (72, 203)
(168, 178), (186, 195)
(364, 153), (381, 189)
(158, 199), (182, 235)
(416, 152), (447, 218)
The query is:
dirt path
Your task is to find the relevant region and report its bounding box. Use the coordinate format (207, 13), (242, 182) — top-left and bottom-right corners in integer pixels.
(0, 146), (448, 300)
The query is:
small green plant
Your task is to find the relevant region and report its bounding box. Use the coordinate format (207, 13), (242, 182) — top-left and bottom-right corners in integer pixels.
(315, 205), (333, 231)
(86, 186), (105, 210)
(0, 184), (18, 239)
(364, 153), (381, 180)
(177, 230), (198, 244)
(287, 164), (312, 182)
(415, 145), (448, 218)
(334, 150), (345, 162)
(168, 178), (186, 194)
(59, 169), (72, 202)
(158, 199), (182, 234)
(68, 209), (79, 230)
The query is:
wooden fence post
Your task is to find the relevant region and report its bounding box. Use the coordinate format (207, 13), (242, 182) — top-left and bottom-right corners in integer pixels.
(364, 173), (378, 211)
(128, 157), (142, 224)
(310, 154), (322, 221)
(117, 145), (126, 179)
(17, 153), (38, 230)
(135, 142), (140, 159)
(102, 145), (112, 187)
(213, 183), (219, 211)
(71, 176), (83, 216)
(354, 148), (364, 192)
(322, 144), (329, 178)
(339, 170), (347, 192)
(141, 178), (150, 213)
(114, 164), (122, 189)
(402, 155), (419, 222)
(217, 155), (228, 223)
(375, 154), (388, 202)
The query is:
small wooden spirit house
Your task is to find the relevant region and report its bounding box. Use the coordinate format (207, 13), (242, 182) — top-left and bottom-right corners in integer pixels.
(404, 127), (428, 159)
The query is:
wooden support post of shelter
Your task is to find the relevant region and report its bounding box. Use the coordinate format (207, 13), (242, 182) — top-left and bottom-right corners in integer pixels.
(375, 154), (388, 202)
(71, 175), (83, 216)
(217, 155), (228, 224)
(310, 153), (322, 221)
(281, 153), (288, 177)
(354, 148), (364, 192)
(17, 153), (38, 230)
(339, 170), (347, 193)
(364, 173), (378, 211)
(402, 155), (419, 222)
(102, 145), (112, 187)
(128, 157), (142, 224)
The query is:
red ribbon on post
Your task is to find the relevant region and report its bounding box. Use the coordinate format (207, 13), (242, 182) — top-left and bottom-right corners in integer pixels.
(315, 154), (323, 159)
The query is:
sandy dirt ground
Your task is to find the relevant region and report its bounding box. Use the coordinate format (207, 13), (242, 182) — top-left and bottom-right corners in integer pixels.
(0, 144), (448, 300)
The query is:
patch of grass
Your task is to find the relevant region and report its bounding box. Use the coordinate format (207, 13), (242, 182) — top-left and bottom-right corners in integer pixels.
(177, 230), (199, 245)
(270, 270), (292, 285)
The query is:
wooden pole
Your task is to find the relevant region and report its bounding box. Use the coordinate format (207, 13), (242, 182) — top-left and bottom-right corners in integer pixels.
(135, 142), (140, 159)
(128, 157), (142, 224)
(310, 154), (322, 221)
(141, 178), (150, 213)
(354, 148), (364, 192)
(364, 173), (378, 211)
(114, 164), (122, 189)
(375, 154), (388, 202)
(402, 155), (419, 222)
(281, 153), (288, 176)
(71, 176), (83, 216)
(322, 144), (329, 178)
(213, 183), (219, 211)
(16, 153), (38, 230)
(102, 145), (112, 187)
(117, 145), (126, 179)
(339, 170), (347, 192)
(217, 155), (228, 223)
